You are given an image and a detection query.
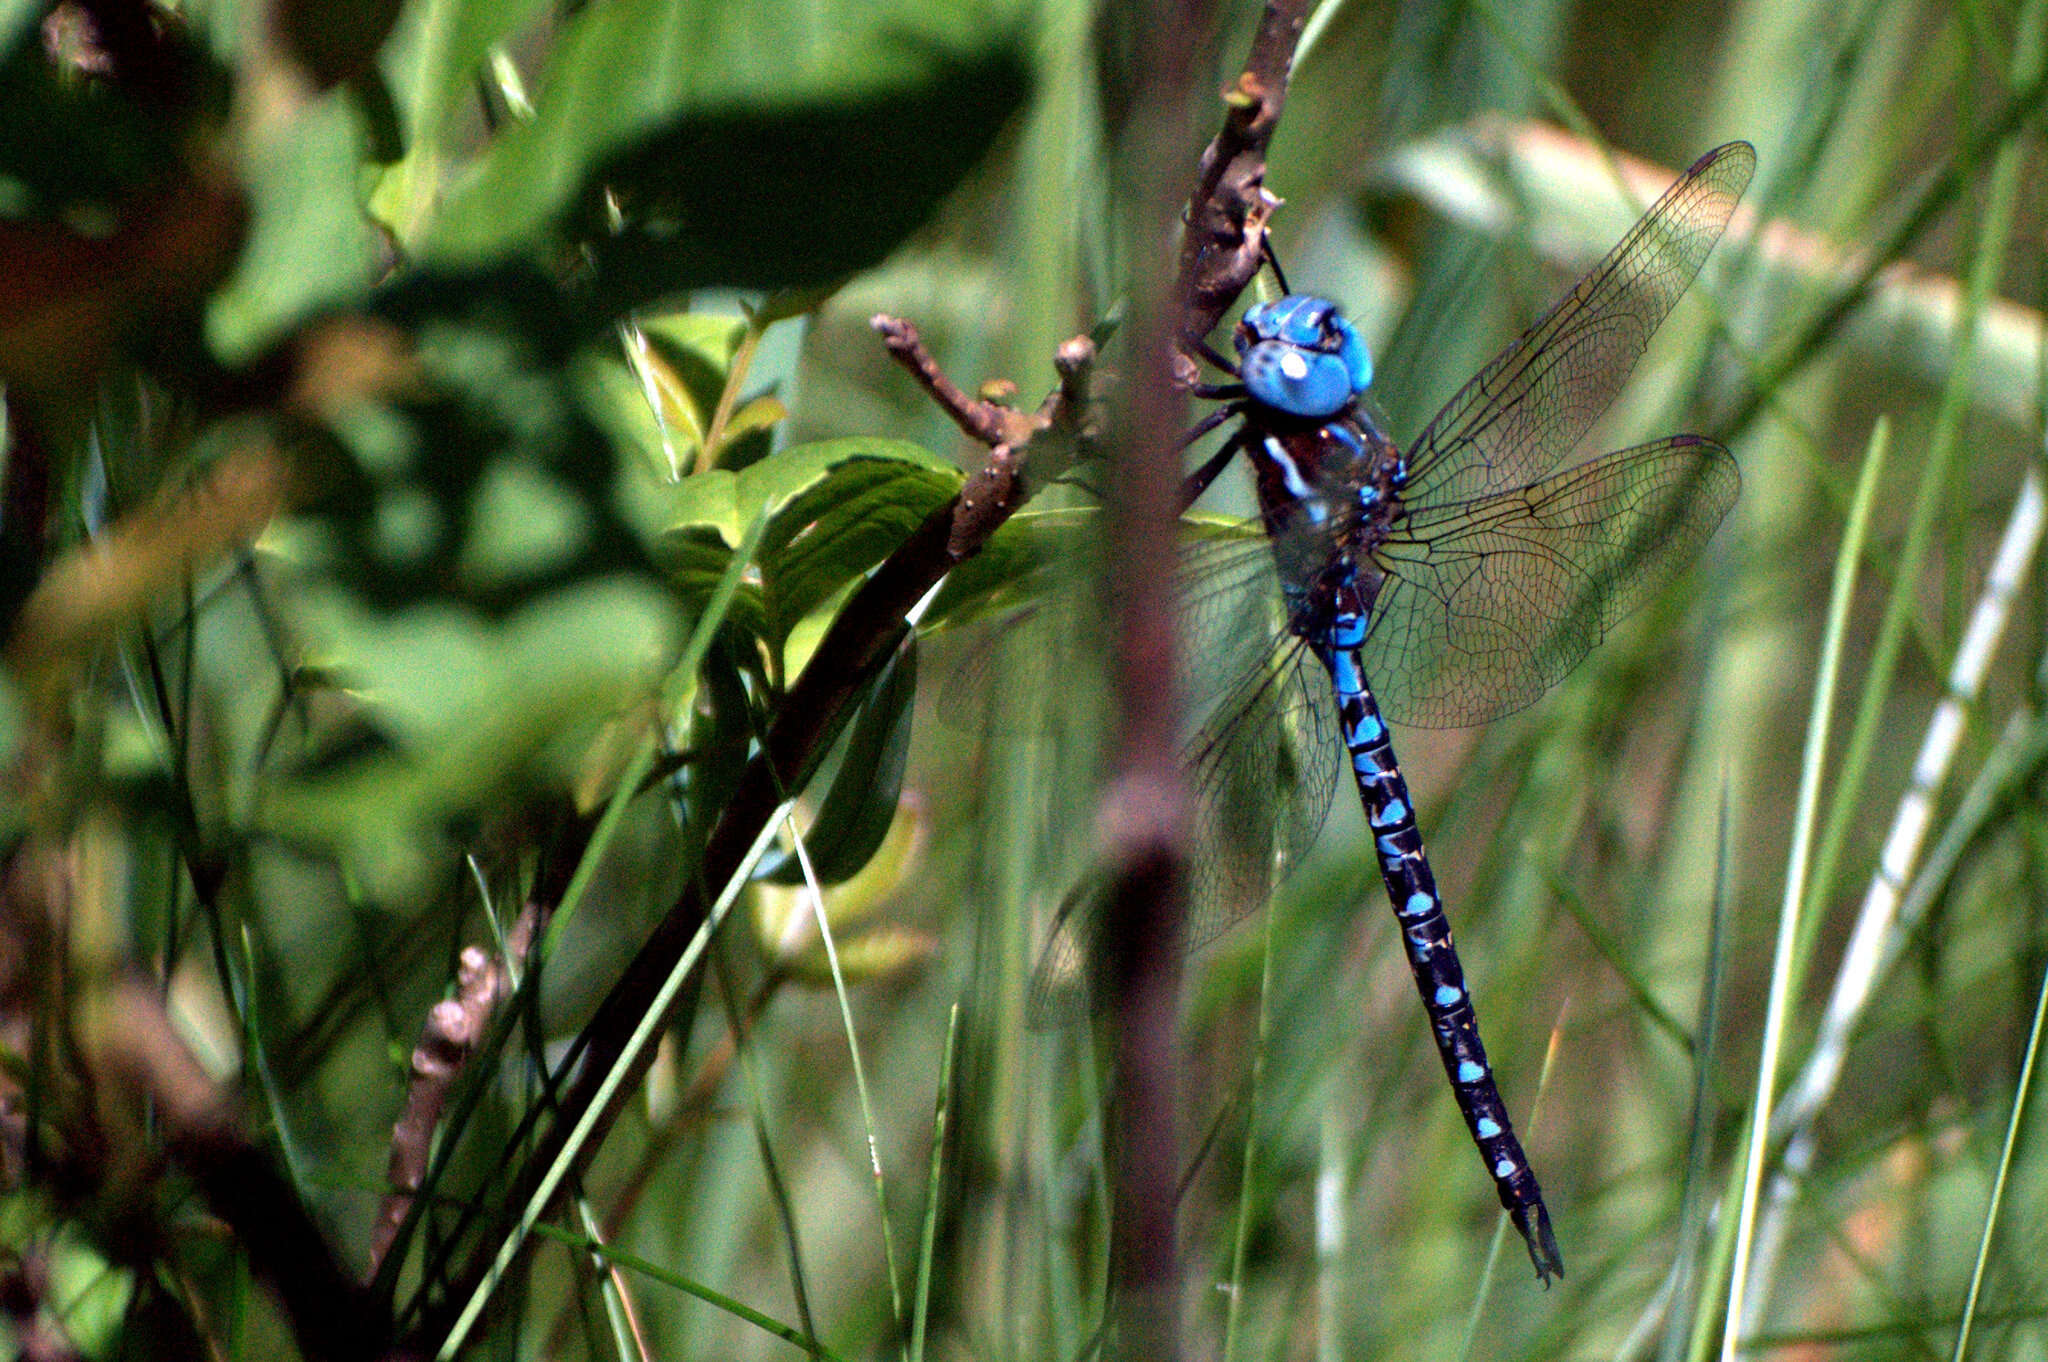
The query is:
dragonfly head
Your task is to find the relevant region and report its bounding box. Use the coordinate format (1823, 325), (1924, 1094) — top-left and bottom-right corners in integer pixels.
(1235, 295), (1374, 419)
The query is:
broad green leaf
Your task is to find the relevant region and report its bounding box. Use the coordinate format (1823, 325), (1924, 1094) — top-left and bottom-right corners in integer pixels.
(281, 264), (657, 614)
(46, 1231), (133, 1359)
(258, 577), (682, 901)
(427, 0), (1030, 299)
(208, 90), (382, 363)
(567, 39), (1030, 307)
(368, 0), (552, 243)
(759, 453), (958, 642)
(645, 493), (774, 645)
(387, 0), (546, 149)
(651, 436), (950, 548)
(758, 637), (916, 885)
(744, 438), (955, 527)
(649, 438), (954, 644)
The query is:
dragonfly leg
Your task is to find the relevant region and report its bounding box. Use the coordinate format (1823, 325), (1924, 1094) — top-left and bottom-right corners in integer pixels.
(1261, 236), (1292, 296)
(1181, 428), (1246, 510)
(1188, 336), (1241, 377)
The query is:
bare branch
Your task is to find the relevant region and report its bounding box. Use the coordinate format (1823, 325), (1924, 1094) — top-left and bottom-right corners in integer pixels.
(417, 324), (1097, 1350)
(368, 904), (538, 1278)
(1174, 0), (1311, 348)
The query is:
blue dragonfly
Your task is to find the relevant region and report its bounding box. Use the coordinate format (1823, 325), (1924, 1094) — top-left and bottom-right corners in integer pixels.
(1032, 141), (1753, 1283)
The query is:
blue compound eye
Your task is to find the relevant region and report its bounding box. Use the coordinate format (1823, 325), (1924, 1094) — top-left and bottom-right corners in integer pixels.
(1333, 313), (1373, 395)
(1241, 342), (1353, 417)
(1235, 296), (1374, 419)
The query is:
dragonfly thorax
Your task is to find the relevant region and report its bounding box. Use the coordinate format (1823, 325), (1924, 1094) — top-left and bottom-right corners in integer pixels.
(1236, 295), (1374, 420)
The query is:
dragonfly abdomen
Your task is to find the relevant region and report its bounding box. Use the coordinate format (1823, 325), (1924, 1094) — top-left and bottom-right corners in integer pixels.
(1322, 621), (1566, 1284)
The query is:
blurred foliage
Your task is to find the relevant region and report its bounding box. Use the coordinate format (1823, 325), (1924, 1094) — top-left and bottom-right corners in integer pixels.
(1, 0), (2047, 1358)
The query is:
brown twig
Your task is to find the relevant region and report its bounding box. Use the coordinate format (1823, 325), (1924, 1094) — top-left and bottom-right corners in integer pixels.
(1174, 0), (1310, 351)
(1096, 5), (1204, 1353)
(415, 322), (1096, 1352)
(874, 315), (1097, 561)
(1096, 6), (1307, 1356)
(416, 4), (1306, 1341)
(368, 903), (539, 1278)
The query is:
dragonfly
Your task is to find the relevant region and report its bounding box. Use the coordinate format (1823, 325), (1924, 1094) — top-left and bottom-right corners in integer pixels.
(1029, 141), (1754, 1284)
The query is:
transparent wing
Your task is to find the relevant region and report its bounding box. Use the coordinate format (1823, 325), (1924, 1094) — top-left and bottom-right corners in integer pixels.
(1366, 436), (1739, 729)
(1404, 142), (1754, 505)
(1181, 631), (1340, 949)
(1025, 880), (1103, 1029)
(1024, 530), (1343, 1026)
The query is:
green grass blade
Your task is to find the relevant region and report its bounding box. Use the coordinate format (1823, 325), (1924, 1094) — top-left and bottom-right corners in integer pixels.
(436, 802), (793, 1358)
(539, 502), (770, 967)
(1222, 902), (1279, 1362)
(1660, 784), (1738, 1362)
(784, 781), (910, 1337)
(1953, 948), (2048, 1362)
(910, 1002), (962, 1362)
(716, 939), (823, 1346)
(1721, 414), (1889, 1357)
(531, 1222), (854, 1362)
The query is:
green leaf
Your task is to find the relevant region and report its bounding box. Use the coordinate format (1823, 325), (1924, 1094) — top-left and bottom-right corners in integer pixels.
(647, 437), (954, 647)
(756, 442), (959, 641)
(387, 0), (549, 155)
(568, 39), (1031, 307)
(579, 313), (774, 479)
(646, 517), (773, 645)
(257, 577), (683, 901)
(279, 264), (660, 614)
(426, 0), (1030, 299)
(207, 90), (382, 362)
(368, 0), (552, 244)
(758, 636), (917, 886)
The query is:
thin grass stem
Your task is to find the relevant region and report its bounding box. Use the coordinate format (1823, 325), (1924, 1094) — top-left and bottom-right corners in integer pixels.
(1222, 902), (1279, 1362)
(910, 1002), (962, 1362)
(1721, 415), (1890, 1358)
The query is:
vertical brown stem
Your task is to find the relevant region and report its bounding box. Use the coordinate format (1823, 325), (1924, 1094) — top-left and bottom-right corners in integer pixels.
(1098, 3), (1210, 1358)
(1100, 3), (1307, 1352)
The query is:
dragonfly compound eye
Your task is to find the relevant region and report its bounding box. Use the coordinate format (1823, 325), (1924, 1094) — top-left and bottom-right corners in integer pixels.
(1237, 296), (1374, 418)
(1241, 338), (1358, 419)
(1325, 311), (1375, 398)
